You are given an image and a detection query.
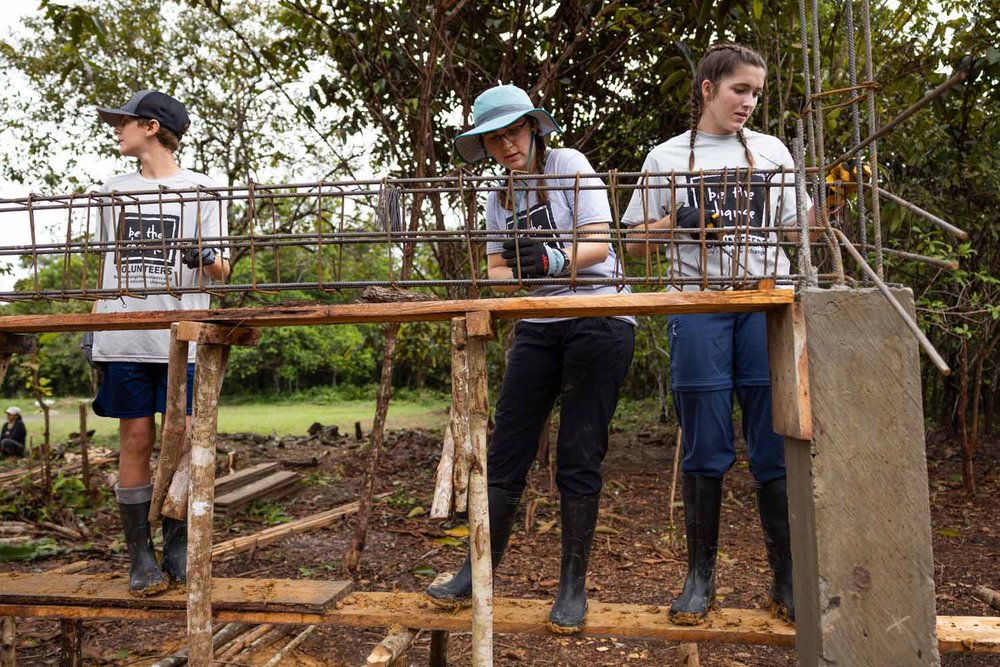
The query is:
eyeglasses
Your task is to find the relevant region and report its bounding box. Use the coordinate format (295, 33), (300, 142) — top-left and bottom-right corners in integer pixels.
(482, 119), (530, 147)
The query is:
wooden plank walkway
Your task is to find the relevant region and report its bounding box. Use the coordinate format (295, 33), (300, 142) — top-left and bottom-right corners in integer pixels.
(0, 291), (793, 333)
(0, 575), (996, 653)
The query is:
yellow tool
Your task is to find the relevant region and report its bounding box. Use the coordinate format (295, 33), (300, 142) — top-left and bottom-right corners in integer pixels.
(825, 163), (872, 208)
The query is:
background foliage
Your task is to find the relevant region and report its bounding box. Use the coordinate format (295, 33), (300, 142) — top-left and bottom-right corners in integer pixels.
(1, 1), (997, 474)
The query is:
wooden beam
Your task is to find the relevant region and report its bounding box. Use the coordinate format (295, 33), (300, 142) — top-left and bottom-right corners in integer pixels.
(429, 630), (448, 667)
(0, 291), (794, 333)
(0, 334), (36, 355)
(465, 310), (494, 339)
(366, 624), (419, 666)
(2, 589), (996, 654)
(0, 575), (351, 614)
(214, 462), (282, 497)
(150, 324), (190, 523)
(175, 322), (262, 346)
(766, 302), (812, 440)
(449, 318), (470, 514)
(210, 493), (390, 561)
(213, 471), (301, 514)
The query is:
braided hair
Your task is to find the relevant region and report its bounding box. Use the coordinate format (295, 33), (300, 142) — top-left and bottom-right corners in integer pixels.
(687, 44), (766, 171)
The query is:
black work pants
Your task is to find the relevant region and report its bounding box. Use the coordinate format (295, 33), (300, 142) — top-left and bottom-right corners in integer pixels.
(488, 317), (634, 498)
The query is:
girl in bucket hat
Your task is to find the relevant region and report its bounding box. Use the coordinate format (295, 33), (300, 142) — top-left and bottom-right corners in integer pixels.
(426, 84), (635, 634)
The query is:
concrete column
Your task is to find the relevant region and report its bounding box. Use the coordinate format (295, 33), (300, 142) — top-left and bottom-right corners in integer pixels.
(768, 287), (940, 666)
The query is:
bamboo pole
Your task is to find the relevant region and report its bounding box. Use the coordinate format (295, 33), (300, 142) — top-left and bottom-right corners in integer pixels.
(464, 313), (494, 667)
(185, 342), (228, 667)
(150, 325), (191, 523)
(217, 623), (272, 661)
(151, 622), (249, 667)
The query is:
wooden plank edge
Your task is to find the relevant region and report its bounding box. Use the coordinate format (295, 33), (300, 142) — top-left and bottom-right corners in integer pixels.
(0, 291), (795, 333)
(0, 600), (994, 653)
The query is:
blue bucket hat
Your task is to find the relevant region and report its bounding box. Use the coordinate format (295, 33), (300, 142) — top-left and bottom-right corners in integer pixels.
(454, 85), (562, 163)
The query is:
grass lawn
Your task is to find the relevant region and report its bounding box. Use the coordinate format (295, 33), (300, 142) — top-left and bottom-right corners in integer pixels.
(8, 396), (449, 450)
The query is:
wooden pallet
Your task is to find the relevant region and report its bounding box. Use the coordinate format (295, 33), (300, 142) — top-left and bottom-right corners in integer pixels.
(0, 576), (996, 653)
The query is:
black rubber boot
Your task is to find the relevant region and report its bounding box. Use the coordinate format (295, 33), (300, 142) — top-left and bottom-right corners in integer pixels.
(547, 493), (599, 634)
(116, 490), (169, 597)
(425, 486), (521, 610)
(757, 477), (795, 622)
(161, 517), (188, 587)
(670, 474), (722, 625)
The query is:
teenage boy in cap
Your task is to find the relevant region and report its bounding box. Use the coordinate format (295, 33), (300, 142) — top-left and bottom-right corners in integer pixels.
(92, 90), (230, 596)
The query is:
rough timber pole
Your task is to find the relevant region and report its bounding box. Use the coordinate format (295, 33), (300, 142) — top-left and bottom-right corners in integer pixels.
(464, 311), (494, 666)
(178, 322), (260, 667)
(150, 325), (191, 523)
(768, 289), (940, 666)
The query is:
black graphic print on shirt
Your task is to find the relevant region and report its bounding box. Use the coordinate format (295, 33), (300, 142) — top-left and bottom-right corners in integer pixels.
(503, 203), (562, 250)
(685, 169), (777, 253)
(115, 211), (180, 286)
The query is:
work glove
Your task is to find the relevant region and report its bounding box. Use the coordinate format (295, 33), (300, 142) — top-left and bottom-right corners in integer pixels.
(674, 206), (721, 233)
(80, 331), (95, 366)
(181, 247), (217, 270)
(501, 237), (568, 278)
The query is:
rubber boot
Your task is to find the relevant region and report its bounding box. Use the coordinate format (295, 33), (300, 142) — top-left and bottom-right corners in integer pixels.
(669, 474), (722, 625)
(116, 484), (169, 597)
(425, 486), (521, 610)
(547, 493), (599, 634)
(756, 477), (795, 622)
(161, 517), (188, 587)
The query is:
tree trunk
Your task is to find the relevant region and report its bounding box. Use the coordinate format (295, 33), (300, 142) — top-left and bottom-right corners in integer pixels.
(957, 340), (974, 494)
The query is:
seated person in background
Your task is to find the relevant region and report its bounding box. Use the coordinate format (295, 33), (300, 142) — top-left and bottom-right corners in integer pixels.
(1, 406), (26, 457)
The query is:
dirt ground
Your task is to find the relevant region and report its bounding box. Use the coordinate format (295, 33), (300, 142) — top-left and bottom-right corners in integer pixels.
(3, 416), (998, 666)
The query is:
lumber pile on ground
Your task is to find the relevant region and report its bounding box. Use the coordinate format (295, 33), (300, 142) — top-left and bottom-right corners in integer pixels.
(212, 463), (302, 515)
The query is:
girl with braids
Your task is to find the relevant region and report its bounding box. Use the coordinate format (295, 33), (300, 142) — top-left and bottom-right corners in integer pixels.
(425, 84), (635, 634)
(623, 44), (813, 625)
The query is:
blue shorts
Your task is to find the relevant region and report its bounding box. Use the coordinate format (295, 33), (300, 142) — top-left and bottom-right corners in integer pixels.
(667, 312), (771, 390)
(93, 362), (195, 419)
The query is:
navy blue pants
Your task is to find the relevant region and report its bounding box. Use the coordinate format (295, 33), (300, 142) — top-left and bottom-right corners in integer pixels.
(668, 312), (785, 482)
(488, 318), (634, 498)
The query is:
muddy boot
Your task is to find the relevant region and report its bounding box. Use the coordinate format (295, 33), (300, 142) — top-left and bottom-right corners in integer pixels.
(425, 485), (521, 610)
(547, 493), (599, 634)
(161, 517), (187, 587)
(116, 484), (169, 597)
(757, 476), (794, 622)
(670, 474), (722, 625)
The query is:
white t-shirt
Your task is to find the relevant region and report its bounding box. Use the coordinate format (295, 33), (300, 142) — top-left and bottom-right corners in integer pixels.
(622, 129), (810, 290)
(486, 148), (633, 324)
(92, 169), (229, 363)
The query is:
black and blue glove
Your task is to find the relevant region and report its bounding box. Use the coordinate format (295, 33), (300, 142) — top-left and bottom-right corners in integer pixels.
(501, 237), (568, 278)
(181, 248), (217, 270)
(673, 206), (721, 232)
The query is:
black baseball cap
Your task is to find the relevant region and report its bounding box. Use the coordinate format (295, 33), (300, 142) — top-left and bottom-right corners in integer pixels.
(97, 90), (191, 139)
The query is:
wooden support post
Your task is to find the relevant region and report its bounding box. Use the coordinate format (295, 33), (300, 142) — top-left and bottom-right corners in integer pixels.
(464, 311), (494, 667)
(185, 341), (228, 666)
(676, 642), (699, 666)
(450, 318), (471, 514)
(429, 630), (448, 667)
(161, 450), (191, 520)
(77, 403), (91, 498)
(0, 617), (15, 667)
(59, 619), (82, 667)
(150, 324), (191, 523)
(180, 321), (259, 667)
(770, 288), (940, 666)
